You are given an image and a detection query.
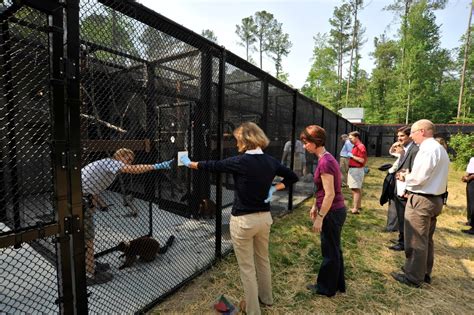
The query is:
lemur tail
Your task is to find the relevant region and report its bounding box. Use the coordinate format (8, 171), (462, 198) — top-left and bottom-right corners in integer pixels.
(159, 235), (175, 254)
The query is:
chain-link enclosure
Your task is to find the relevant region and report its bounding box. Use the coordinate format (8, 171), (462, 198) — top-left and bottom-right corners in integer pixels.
(0, 0), (366, 313)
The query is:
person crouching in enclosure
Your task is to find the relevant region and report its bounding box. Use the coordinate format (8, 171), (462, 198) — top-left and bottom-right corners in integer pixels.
(300, 125), (347, 297)
(81, 148), (173, 286)
(180, 122), (298, 315)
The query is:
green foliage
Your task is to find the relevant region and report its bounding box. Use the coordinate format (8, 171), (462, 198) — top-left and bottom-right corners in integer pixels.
(267, 23), (292, 77)
(365, 35), (400, 122)
(448, 133), (474, 170)
(455, 25), (474, 123)
(329, 3), (353, 110)
(254, 10), (278, 69)
(201, 29), (217, 42)
(302, 33), (338, 110)
(235, 16), (257, 61)
(81, 8), (138, 64)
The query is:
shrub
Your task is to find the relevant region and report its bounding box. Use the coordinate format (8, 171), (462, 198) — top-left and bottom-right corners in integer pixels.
(448, 133), (474, 170)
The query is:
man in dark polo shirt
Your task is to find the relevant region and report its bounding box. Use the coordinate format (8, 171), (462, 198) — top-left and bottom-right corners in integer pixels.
(347, 131), (367, 214)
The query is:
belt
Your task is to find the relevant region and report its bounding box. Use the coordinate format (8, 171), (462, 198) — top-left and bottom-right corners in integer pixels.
(407, 191), (442, 198)
(349, 166), (362, 168)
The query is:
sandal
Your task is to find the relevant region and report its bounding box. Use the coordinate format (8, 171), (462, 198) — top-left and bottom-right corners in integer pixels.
(351, 208), (360, 214)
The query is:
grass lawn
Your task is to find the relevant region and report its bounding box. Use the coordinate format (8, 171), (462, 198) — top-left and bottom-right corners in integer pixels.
(151, 157), (474, 314)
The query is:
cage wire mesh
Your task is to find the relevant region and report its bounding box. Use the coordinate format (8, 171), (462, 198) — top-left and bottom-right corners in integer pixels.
(0, 0), (367, 313)
(292, 96), (321, 203)
(266, 85), (292, 215)
(0, 5), (60, 313)
(0, 237), (59, 313)
(77, 0), (223, 312)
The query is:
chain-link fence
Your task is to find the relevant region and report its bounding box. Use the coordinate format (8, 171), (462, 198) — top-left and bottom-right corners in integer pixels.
(0, 0), (366, 313)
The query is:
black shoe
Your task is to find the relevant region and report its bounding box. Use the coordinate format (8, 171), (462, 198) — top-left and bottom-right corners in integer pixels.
(390, 272), (421, 288)
(388, 243), (404, 251)
(462, 228), (474, 235)
(258, 297), (273, 307)
(401, 266), (431, 284)
(306, 284), (335, 297)
(306, 283), (318, 293)
(86, 271), (113, 286)
(424, 274), (432, 284)
(96, 261), (110, 272)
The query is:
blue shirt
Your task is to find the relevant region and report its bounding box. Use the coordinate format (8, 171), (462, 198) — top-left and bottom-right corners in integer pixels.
(198, 149), (298, 216)
(340, 139), (354, 158)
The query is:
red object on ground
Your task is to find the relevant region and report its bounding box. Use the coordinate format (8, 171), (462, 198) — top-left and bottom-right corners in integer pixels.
(214, 301), (229, 312)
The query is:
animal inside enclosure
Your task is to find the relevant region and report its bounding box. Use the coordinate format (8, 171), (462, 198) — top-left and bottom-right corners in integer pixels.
(0, 0), (365, 313)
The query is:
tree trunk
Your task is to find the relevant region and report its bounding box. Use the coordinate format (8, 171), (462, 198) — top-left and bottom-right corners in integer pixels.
(405, 77), (411, 124)
(401, 0), (411, 123)
(345, 1), (358, 107)
(457, 1), (473, 123)
(246, 39), (249, 61)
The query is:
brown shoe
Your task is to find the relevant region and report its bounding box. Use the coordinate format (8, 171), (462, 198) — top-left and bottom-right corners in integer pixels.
(239, 300), (246, 312)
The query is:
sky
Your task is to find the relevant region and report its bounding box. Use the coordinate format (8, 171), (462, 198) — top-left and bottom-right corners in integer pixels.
(138, 0), (471, 89)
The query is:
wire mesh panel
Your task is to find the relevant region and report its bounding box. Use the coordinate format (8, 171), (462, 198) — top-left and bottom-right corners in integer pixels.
(336, 116), (348, 159)
(0, 3), (62, 313)
(0, 237), (59, 313)
(1, 0), (366, 312)
(266, 84), (293, 214)
(223, 63), (262, 184)
(323, 110), (338, 156)
(292, 96), (324, 204)
(77, 0), (221, 312)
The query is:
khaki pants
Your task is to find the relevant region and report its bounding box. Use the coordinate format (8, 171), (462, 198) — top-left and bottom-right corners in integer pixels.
(230, 212), (273, 315)
(404, 194), (443, 284)
(339, 157), (349, 187)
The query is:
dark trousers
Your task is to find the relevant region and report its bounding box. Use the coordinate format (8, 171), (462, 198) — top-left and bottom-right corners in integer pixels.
(467, 180), (474, 227)
(394, 195), (407, 245)
(315, 207), (347, 296)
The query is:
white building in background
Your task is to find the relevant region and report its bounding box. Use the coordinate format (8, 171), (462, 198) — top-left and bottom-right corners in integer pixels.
(338, 108), (365, 123)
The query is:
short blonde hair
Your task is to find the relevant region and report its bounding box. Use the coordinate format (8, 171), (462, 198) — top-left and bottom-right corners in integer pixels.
(113, 148), (135, 160)
(233, 122), (269, 152)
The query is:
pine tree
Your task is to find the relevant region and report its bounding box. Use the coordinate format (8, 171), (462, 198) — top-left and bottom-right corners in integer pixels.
(235, 17), (257, 61)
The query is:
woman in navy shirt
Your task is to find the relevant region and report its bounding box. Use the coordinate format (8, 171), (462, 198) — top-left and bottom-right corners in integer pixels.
(181, 122), (298, 315)
(300, 125), (347, 297)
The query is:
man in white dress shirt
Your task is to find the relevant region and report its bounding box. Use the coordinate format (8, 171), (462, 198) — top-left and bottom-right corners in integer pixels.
(390, 119), (449, 287)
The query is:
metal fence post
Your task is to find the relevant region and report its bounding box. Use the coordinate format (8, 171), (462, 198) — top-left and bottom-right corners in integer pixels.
(65, 0), (89, 312)
(145, 62), (158, 235)
(288, 90), (298, 211)
(1, 19), (21, 232)
(192, 48), (212, 217)
(50, 2), (75, 313)
(261, 80), (269, 131)
(215, 48), (226, 259)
